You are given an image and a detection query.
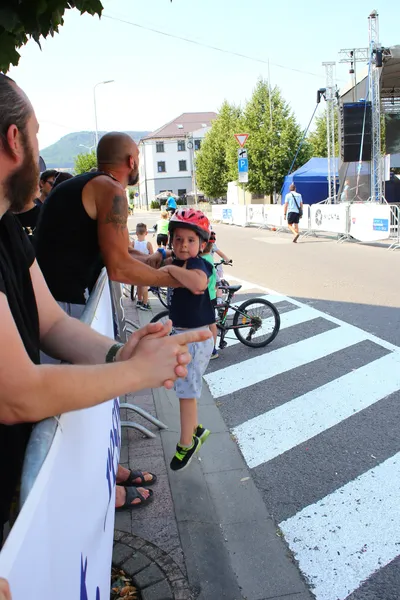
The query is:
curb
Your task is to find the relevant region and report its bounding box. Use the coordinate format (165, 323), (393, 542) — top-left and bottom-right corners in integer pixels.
(113, 530), (195, 600)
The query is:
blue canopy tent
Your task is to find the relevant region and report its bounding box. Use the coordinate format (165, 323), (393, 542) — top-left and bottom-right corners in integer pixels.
(281, 158), (339, 205)
(281, 157), (400, 204)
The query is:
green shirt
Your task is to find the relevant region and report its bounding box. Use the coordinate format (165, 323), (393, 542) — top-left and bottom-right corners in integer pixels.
(157, 219), (169, 235)
(202, 253), (216, 301)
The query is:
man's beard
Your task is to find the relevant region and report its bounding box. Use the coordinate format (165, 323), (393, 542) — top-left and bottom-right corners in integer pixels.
(128, 168), (139, 186)
(5, 134), (39, 213)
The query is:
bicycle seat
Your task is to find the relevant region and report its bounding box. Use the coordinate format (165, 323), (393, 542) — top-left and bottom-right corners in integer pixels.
(224, 284), (242, 293)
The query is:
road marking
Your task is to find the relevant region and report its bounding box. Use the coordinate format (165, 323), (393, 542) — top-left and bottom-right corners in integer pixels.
(279, 451), (400, 600)
(223, 305), (320, 348)
(232, 352), (400, 468)
(205, 324), (368, 398)
(228, 274), (400, 353)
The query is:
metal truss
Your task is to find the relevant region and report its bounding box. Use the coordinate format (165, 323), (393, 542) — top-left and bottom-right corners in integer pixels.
(322, 62), (337, 203)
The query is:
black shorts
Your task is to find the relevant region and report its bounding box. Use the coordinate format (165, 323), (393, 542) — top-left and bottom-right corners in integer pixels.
(167, 207), (176, 216)
(157, 233), (168, 247)
(287, 212), (300, 225)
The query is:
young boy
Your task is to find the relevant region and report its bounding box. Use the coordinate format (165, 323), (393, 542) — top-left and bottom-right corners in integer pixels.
(154, 211), (170, 248)
(201, 238), (219, 359)
(159, 208), (215, 471)
(132, 223), (153, 310)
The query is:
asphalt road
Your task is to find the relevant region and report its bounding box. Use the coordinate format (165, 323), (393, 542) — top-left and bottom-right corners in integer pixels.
(130, 212), (400, 600)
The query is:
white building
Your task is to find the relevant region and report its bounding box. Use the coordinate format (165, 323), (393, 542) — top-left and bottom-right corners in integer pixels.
(138, 112), (216, 207)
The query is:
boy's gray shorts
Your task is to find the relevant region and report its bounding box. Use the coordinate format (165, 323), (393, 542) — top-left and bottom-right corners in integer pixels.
(172, 327), (214, 399)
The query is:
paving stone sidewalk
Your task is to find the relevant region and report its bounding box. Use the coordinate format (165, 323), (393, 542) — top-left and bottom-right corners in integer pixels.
(114, 296), (194, 599)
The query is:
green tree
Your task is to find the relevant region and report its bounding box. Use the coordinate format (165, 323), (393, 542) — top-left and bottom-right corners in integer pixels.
(240, 79), (312, 195)
(308, 108), (339, 158)
(0, 1), (103, 73)
(74, 150), (96, 174)
(195, 101), (241, 198)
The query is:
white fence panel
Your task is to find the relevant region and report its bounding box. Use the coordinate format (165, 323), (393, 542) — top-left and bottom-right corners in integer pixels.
(310, 204), (348, 235)
(349, 204), (391, 242)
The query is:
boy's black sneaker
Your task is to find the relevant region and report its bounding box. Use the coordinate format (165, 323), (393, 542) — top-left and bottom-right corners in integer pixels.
(195, 424), (210, 446)
(170, 437), (200, 472)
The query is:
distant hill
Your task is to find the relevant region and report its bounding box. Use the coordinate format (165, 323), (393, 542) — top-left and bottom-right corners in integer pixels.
(40, 130), (150, 169)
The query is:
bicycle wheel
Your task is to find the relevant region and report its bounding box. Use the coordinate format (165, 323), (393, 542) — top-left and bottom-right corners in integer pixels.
(233, 298), (280, 348)
(156, 287), (169, 309)
(150, 309), (170, 325)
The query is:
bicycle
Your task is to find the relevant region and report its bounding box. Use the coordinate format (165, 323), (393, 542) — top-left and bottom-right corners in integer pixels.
(130, 285), (169, 308)
(150, 283), (280, 349)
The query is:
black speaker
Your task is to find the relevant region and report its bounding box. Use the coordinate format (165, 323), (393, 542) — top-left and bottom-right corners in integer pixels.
(340, 102), (372, 162)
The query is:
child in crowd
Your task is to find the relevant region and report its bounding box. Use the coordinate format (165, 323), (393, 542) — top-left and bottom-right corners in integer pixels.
(159, 208), (215, 471)
(132, 223), (153, 310)
(154, 210), (169, 248)
(210, 230), (232, 304)
(201, 238), (219, 359)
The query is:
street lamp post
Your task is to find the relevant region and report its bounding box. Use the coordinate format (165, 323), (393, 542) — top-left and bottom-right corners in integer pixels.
(93, 80), (114, 148)
(79, 143), (96, 153)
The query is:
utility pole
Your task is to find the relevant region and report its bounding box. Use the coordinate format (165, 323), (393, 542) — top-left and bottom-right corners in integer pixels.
(369, 9), (383, 203)
(322, 62), (337, 203)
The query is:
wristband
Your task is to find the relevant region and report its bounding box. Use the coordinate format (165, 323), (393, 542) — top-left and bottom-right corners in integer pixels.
(106, 342), (124, 363)
(157, 247), (167, 260)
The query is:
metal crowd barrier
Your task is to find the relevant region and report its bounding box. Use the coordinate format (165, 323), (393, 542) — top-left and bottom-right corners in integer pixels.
(20, 269), (109, 508)
(109, 280), (167, 439)
(20, 271), (167, 510)
(388, 204), (400, 251)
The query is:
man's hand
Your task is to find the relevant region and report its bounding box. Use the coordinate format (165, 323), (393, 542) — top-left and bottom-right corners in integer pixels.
(146, 252), (163, 269)
(0, 579), (11, 600)
(126, 323), (211, 389)
(117, 321), (169, 362)
(283, 214), (287, 220)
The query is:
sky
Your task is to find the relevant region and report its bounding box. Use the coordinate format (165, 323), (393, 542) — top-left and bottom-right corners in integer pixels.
(8, 0), (399, 151)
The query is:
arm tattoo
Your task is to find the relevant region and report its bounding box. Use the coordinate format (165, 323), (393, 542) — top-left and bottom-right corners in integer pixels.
(104, 195), (128, 232)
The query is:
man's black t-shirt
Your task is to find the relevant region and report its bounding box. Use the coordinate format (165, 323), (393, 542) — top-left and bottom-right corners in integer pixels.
(0, 213), (40, 525)
(35, 172), (107, 305)
(168, 257), (215, 328)
(14, 204), (41, 243)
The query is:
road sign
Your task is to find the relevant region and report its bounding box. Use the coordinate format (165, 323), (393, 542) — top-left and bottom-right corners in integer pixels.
(238, 148), (248, 159)
(239, 172), (248, 183)
(234, 133), (249, 147)
(238, 158), (249, 173)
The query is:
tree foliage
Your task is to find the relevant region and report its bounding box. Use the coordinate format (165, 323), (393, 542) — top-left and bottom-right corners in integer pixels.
(307, 108), (339, 158)
(196, 101), (241, 198)
(240, 79), (312, 195)
(0, 0), (104, 73)
(74, 150), (96, 174)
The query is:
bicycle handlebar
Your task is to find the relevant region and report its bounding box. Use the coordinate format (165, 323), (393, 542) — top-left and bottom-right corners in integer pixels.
(214, 259), (233, 267)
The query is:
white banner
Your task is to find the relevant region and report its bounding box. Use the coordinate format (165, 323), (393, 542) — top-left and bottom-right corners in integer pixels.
(310, 204), (348, 234)
(349, 203), (391, 242)
(231, 205), (247, 227)
(0, 282), (118, 600)
(221, 207), (233, 224)
(246, 204), (264, 225)
(211, 205), (224, 221)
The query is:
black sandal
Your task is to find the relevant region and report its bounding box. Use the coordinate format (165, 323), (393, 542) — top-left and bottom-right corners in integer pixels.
(117, 469), (157, 487)
(116, 487), (154, 511)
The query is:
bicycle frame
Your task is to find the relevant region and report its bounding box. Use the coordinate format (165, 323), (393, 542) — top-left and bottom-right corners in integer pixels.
(216, 289), (260, 348)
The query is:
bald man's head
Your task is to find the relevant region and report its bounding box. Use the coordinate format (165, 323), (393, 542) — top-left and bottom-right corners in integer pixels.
(97, 132), (139, 185)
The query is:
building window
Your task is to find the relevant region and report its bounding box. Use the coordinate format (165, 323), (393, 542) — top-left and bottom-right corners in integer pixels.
(194, 139), (201, 151)
(157, 161), (166, 173)
(179, 160), (187, 172)
(178, 189), (187, 197)
(177, 140), (186, 152)
(156, 141), (164, 153)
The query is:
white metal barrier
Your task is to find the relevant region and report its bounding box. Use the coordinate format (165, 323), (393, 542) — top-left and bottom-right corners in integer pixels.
(388, 204), (400, 250)
(212, 203), (394, 244)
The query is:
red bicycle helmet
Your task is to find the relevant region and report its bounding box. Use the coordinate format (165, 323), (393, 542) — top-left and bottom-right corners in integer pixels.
(209, 230), (216, 243)
(169, 208), (210, 242)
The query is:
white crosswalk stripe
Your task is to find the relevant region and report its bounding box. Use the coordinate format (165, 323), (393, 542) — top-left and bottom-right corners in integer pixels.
(205, 275), (400, 600)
